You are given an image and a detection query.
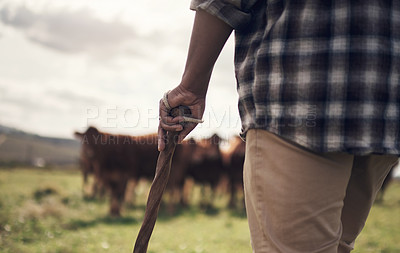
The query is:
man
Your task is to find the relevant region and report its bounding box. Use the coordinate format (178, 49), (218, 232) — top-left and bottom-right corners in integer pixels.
(158, 1), (400, 252)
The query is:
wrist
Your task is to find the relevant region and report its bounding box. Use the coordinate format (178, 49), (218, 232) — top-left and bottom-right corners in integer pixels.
(179, 70), (211, 98)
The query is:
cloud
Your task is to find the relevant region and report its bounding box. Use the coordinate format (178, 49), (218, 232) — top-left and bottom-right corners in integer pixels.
(0, 81), (103, 115)
(47, 89), (104, 105)
(0, 1), (240, 139)
(0, 4), (136, 55)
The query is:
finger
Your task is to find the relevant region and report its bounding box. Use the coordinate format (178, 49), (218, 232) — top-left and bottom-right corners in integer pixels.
(157, 125), (166, 151)
(160, 120), (183, 132)
(163, 115), (183, 125)
(159, 99), (169, 117)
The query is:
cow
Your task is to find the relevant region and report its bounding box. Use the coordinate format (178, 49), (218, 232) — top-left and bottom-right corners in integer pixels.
(75, 127), (159, 216)
(77, 140), (105, 199)
(166, 137), (197, 208)
(223, 136), (245, 209)
(74, 126), (197, 216)
(185, 133), (225, 207)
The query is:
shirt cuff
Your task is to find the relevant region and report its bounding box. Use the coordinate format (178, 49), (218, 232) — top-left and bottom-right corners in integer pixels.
(190, 0), (252, 30)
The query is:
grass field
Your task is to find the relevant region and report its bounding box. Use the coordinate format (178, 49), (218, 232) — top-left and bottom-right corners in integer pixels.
(0, 168), (399, 253)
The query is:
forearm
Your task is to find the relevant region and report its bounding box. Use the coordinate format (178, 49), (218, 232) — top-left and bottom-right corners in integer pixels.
(158, 10), (233, 150)
(180, 9), (233, 97)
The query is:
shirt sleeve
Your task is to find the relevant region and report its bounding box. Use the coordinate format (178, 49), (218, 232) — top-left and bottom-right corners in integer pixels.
(190, 0), (255, 30)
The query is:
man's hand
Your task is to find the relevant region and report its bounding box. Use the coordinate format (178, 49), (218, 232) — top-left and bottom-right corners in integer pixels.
(158, 85), (205, 151)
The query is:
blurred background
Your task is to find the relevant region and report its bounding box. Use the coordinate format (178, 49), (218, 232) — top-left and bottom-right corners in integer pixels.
(0, 1), (399, 253)
(0, 0), (242, 168)
(0, 1), (252, 252)
(0, 0), (239, 139)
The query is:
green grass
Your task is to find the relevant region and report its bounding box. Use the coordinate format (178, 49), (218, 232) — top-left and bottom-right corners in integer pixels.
(0, 168), (250, 253)
(353, 181), (400, 253)
(0, 168), (399, 253)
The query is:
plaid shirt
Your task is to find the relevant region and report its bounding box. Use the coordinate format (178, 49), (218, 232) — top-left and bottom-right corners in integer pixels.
(191, 0), (400, 155)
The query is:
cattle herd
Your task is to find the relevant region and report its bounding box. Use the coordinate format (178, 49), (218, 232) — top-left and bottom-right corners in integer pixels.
(74, 127), (246, 217)
(74, 127), (398, 217)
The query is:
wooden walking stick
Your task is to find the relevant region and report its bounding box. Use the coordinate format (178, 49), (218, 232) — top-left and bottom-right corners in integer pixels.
(133, 105), (202, 253)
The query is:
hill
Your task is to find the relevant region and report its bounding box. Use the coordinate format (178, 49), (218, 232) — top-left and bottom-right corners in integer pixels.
(0, 125), (80, 167)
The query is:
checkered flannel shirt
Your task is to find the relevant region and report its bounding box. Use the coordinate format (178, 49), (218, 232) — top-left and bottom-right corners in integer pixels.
(191, 0), (400, 155)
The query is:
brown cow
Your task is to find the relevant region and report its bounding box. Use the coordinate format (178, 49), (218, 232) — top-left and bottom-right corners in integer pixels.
(75, 127), (159, 216)
(167, 138), (197, 208)
(75, 126), (196, 216)
(185, 134), (225, 206)
(76, 137), (107, 199)
(224, 136), (245, 209)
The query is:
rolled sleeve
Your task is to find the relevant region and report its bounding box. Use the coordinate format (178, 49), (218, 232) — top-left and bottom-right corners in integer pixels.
(190, 0), (252, 30)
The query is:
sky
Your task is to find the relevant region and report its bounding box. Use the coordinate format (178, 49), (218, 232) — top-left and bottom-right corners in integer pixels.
(0, 0), (240, 140)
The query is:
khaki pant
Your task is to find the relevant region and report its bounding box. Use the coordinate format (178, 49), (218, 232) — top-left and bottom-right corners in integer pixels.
(244, 129), (398, 253)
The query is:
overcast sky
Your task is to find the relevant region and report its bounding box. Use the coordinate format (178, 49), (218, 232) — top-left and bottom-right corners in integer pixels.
(0, 0), (240, 140)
